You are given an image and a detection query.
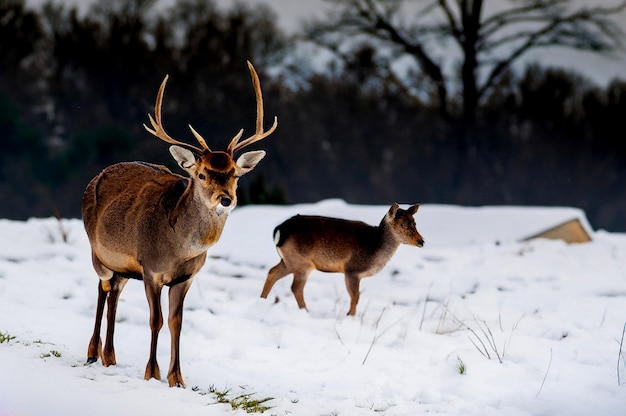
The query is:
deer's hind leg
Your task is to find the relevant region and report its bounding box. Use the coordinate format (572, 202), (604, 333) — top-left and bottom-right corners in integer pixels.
(87, 278), (107, 364)
(87, 253), (112, 363)
(260, 259), (290, 299)
(101, 273), (129, 366)
(87, 272), (128, 365)
(291, 268), (313, 311)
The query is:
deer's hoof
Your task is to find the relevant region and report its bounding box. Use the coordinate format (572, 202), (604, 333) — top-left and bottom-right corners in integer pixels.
(167, 370), (186, 388)
(169, 380), (186, 388)
(85, 357), (97, 365)
(168, 376), (186, 388)
(144, 362), (161, 381)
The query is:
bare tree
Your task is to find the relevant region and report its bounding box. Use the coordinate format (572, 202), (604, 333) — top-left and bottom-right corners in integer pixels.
(305, 0), (626, 121)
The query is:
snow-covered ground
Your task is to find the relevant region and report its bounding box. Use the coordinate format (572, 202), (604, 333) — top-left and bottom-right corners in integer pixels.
(1, 199), (625, 415)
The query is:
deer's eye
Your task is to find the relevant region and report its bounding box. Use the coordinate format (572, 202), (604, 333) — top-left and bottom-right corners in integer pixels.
(198, 173), (206, 180)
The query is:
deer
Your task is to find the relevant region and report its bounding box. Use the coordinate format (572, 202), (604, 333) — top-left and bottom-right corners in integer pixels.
(260, 203), (424, 316)
(81, 61), (277, 387)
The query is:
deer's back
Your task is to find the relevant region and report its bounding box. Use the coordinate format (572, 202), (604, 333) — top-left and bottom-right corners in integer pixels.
(83, 161), (184, 231)
(275, 215), (381, 273)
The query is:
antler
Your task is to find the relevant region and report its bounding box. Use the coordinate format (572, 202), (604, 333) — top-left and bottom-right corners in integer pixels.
(143, 75), (210, 153)
(145, 62), (276, 156)
(226, 61), (278, 155)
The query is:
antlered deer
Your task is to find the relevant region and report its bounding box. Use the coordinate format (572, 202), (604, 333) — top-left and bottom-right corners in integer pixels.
(260, 203), (424, 316)
(82, 61), (277, 387)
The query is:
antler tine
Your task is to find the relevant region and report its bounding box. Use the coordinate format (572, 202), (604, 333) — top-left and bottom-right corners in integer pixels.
(143, 75), (204, 153)
(227, 61), (278, 155)
(188, 124), (211, 151)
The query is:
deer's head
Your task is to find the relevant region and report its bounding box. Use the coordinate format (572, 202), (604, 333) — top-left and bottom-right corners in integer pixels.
(386, 203), (425, 247)
(144, 61), (277, 215)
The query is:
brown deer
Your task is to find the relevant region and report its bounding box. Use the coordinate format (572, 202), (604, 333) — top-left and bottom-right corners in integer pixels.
(82, 61), (277, 387)
(260, 203), (424, 316)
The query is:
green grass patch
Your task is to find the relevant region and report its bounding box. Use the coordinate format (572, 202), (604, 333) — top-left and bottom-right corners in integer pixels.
(0, 331), (16, 343)
(193, 385), (274, 413)
(40, 350), (62, 359)
(456, 356), (466, 375)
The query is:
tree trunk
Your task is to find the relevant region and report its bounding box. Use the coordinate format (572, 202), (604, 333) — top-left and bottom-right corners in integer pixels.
(460, 0), (482, 124)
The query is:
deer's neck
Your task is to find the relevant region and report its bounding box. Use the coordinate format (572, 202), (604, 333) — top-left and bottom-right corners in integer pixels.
(172, 181), (229, 254)
(379, 218), (402, 254)
(359, 219), (401, 275)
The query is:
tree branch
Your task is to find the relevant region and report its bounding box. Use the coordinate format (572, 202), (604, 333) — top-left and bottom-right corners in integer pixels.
(437, 0), (463, 46)
(477, 0), (626, 100)
(307, 0), (449, 114)
(306, 0), (626, 118)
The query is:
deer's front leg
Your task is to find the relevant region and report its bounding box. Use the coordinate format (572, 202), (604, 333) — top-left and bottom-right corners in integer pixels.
(166, 277), (194, 387)
(144, 277), (164, 381)
(344, 273), (361, 316)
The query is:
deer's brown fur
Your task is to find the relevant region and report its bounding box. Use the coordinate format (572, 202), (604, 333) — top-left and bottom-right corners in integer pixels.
(260, 203), (424, 316)
(82, 62), (276, 387)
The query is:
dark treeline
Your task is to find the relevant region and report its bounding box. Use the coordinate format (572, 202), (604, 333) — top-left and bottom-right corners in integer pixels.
(1, 0), (625, 231)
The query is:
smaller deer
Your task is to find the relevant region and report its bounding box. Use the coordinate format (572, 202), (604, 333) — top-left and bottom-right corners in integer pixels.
(260, 203), (424, 316)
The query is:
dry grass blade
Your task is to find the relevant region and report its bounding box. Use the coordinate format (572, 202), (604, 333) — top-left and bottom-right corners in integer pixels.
(466, 324), (492, 360)
(441, 303), (521, 364)
(536, 348), (553, 398)
(618, 322), (626, 386)
(362, 307), (388, 365)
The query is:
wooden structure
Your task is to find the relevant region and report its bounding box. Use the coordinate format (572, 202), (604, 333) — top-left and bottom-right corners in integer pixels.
(523, 218), (592, 244)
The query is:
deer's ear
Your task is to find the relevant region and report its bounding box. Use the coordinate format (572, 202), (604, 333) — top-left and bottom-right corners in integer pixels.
(170, 145), (196, 171)
(387, 202), (400, 217)
(236, 150), (266, 175)
(408, 204), (420, 215)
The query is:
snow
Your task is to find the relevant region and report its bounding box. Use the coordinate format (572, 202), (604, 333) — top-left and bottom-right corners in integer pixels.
(1, 199), (625, 416)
